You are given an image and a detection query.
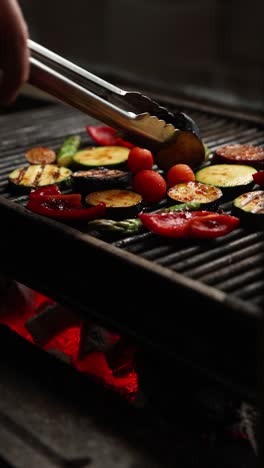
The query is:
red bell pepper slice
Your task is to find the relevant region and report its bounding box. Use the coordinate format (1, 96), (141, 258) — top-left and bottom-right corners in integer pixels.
(139, 210), (239, 238)
(27, 193), (106, 221)
(253, 171), (264, 187)
(29, 185), (62, 199)
(139, 210), (210, 238)
(187, 213), (240, 239)
(86, 125), (134, 148)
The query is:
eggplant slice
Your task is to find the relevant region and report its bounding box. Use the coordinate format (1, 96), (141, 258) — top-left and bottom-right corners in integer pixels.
(72, 167), (131, 194)
(85, 189), (143, 219)
(167, 181), (223, 209)
(214, 144), (264, 169)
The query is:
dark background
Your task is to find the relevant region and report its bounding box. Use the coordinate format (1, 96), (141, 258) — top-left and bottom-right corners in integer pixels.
(19, 0), (264, 112)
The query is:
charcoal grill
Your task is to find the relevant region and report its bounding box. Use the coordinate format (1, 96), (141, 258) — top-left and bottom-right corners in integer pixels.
(0, 90), (263, 404)
(0, 88), (262, 468)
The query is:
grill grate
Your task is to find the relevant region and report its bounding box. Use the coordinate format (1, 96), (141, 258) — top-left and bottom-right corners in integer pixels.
(115, 229), (264, 308)
(0, 102), (263, 313)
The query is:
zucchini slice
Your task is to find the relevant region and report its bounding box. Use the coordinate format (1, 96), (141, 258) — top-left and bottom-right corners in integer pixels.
(195, 164), (256, 199)
(8, 164), (72, 193)
(85, 189), (143, 219)
(167, 181), (223, 209)
(72, 167), (130, 194)
(73, 146), (130, 169)
(232, 190), (264, 228)
(214, 144), (264, 169)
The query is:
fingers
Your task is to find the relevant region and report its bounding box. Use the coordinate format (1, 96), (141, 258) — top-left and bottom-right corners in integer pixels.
(0, 0), (29, 105)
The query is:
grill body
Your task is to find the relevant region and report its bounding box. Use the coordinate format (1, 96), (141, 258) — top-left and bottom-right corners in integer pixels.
(0, 96), (263, 400)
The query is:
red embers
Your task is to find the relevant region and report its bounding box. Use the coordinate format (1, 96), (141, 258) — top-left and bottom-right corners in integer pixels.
(0, 286), (138, 399)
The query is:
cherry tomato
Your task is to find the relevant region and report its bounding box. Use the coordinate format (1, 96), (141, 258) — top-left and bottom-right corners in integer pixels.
(187, 214), (240, 239)
(127, 147), (154, 174)
(132, 169), (167, 203)
(167, 163), (195, 187)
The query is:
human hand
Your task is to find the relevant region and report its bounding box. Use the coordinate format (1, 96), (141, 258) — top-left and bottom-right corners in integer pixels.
(0, 0), (29, 105)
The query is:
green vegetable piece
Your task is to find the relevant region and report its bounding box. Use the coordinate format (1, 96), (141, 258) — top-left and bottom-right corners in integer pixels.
(203, 143), (211, 160)
(164, 201), (201, 213)
(87, 218), (143, 234)
(57, 135), (81, 167)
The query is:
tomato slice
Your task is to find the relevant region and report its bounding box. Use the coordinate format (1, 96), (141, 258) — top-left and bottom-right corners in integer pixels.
(187, 214), (240, 239)
(139, 210), (212, 238)
(86, 125), (134, 148)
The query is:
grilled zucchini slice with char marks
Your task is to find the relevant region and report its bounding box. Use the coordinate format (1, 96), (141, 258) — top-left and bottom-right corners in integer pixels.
(195, 164), (256, 199)
(167, 181), (223, 209)
(73, 146), (130, 169)
(85, 189), (143, 219)
(8, 164), (72, 193)
(232, 190), (264, 228)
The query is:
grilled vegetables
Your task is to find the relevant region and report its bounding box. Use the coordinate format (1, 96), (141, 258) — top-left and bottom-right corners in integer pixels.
(8, 122), (262, 235)
(232, 190), (264, 228)
(195, 164), (256, 199)
(8, 164), (72, 192)
(139, 210), (240, 239)
(26, 186), (106, 221)
(132, 169), (167, 203)
(127, 147), (154, 173)
(203, 143), (211, 160)
(72, 167), (130, 194)
(73, 146), (130, 169)
(167, 181), (223, 209)
(85, 189), (143, 219)
(57, 135), (81, 167)
(87, 201), (201, 235)
(214, 144), (264, 169)
(167, 163), (195, 187)
(25, 147), (56, 165)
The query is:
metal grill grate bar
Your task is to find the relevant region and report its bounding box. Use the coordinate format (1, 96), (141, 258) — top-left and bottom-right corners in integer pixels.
(216, 266), (263, 292)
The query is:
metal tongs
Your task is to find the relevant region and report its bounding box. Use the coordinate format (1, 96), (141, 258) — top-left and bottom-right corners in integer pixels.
(28, 39), (201, 151)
